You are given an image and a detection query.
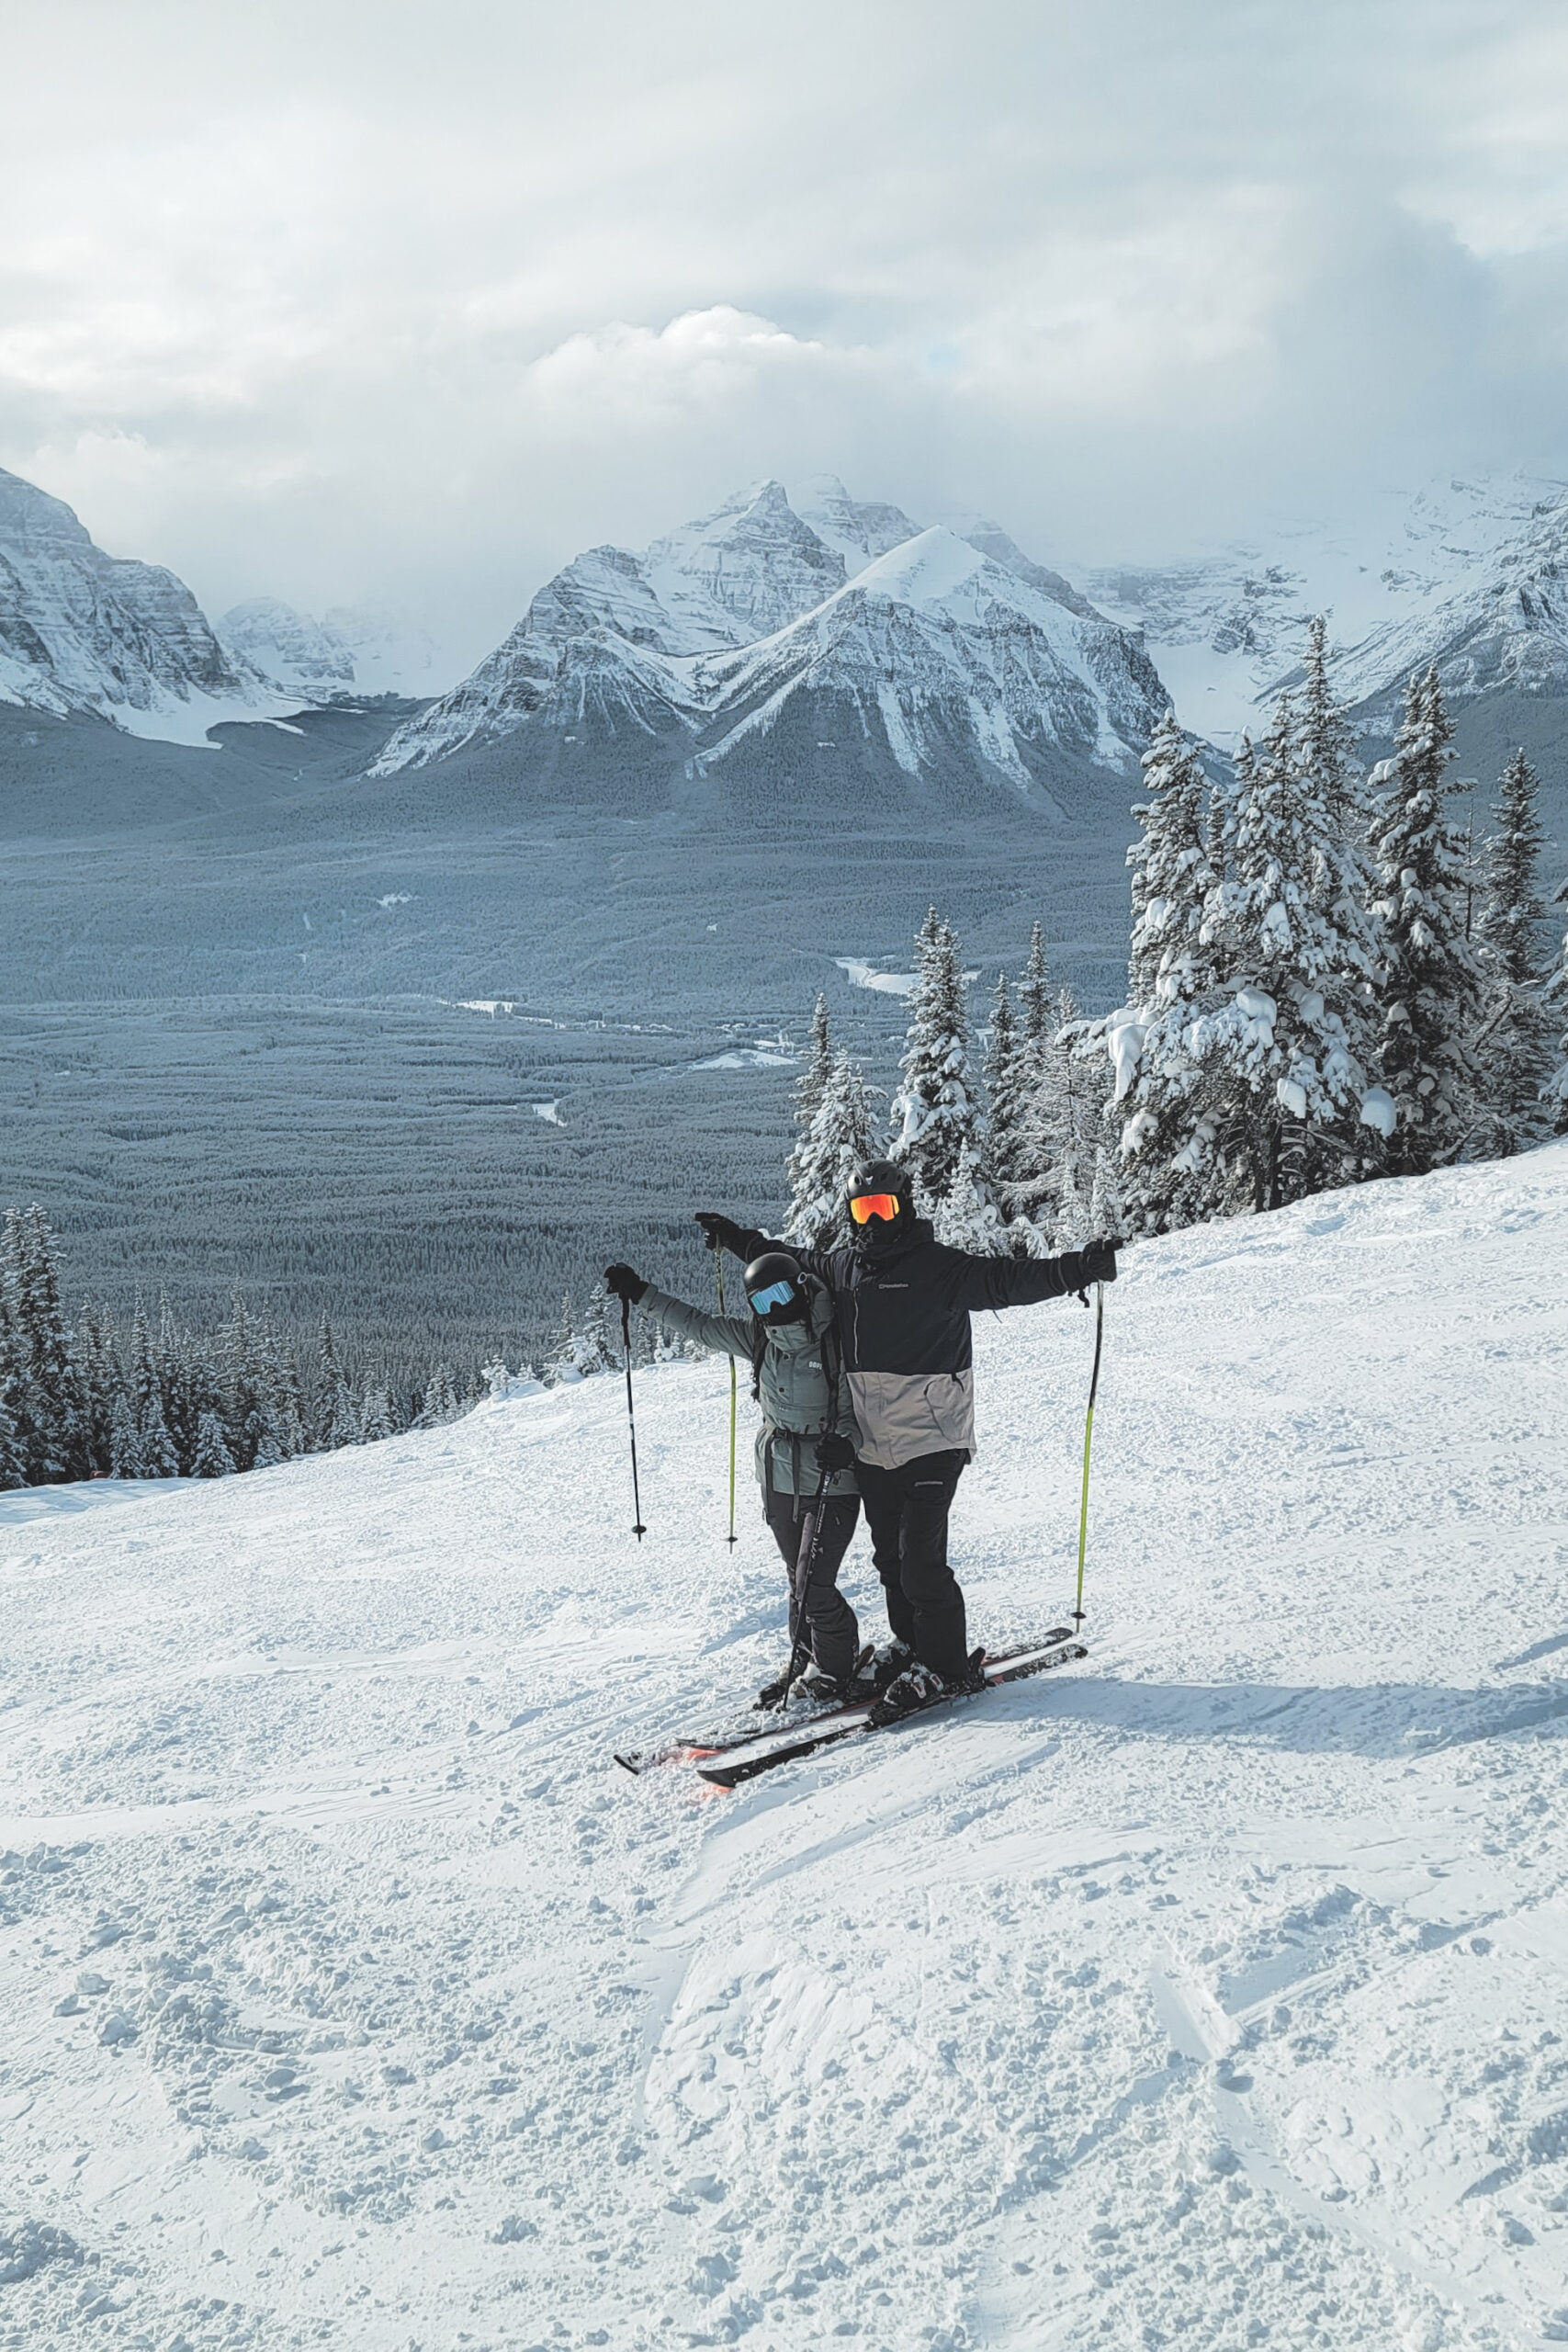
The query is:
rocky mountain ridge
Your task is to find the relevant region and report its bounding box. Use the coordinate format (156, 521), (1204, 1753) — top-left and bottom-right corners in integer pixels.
(368, 477), (1168, 813)
(0, 466), (286, 743)
(1079, 472), (1568, 740)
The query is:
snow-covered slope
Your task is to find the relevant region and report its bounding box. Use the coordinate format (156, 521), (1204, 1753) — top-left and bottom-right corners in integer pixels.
(218, 597), (449, 702)
(5, 1145), (1568, 2348)
(1082, 474), (1568, 741)
(0, 467), (299, 745)
(369, 479), (1164, 807)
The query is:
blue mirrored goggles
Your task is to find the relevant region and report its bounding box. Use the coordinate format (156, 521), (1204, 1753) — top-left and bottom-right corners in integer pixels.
(748, 1278), (796, 1317)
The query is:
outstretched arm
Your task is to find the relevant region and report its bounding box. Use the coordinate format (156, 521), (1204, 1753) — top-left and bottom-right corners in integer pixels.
(638, 1283), (755, 1360)
(948, 1239), (1119, 1314)
(694, 1212), (840, 1286)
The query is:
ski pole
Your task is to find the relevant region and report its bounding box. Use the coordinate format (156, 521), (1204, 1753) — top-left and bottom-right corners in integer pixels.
(619, 1297), (647, 1540)
(715, 1255), (739, 1551)
(1072, 1282), (1105, 1630)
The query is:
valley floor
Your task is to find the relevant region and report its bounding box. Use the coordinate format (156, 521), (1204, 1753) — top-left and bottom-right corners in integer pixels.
(3, 1148), (1567, 2349)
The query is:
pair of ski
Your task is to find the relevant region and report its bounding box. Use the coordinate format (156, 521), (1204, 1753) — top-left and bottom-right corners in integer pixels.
(615, 1627), (1087, 1790)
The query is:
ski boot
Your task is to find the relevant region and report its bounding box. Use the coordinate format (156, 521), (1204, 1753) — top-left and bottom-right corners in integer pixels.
(802, 1642), (876, 1704)
(753, 1663), (800, 1711)
(867, 1647), (987, 1729)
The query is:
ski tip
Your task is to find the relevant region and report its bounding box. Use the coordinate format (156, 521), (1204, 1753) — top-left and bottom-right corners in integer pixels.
(614, 1752), (641, 1775)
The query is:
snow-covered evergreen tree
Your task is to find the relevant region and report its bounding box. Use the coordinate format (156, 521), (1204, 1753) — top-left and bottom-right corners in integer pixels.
(1366, 670), (1485, 1174)
(1115, 714), (1222, 1230)
(313, 1315), (360, 1450)
(128, 1296), (180, 1478)
(418, 1363), (460, 1422)
(784, 992), (835, 1235)
(191, 1409), (237, 1478)
(0, 1354), (28, 1490)
(1019, 923), (1052, 1078)
(1194, 680), (1372, 1211)
(1205, 740), (1243, 895)
(983, 973), (1027, 1205)
(73, 1301), (119, 1476)
(1127, 714), (1212, 1008)
(1, 1207), (73, 1480)
(890, 909), (989, 1222)
(785, 1051), (882, 1244)
(1296, 615), (1362, 835)
(570, 1283), (614, 1376)
(108, 1390), (143, 1479)
(1475, 748), (1552, 1148)
(1547, 896), (1568, 1136)
(359, 1385), (394, 1443)
(1031, 985), (1111, 1244)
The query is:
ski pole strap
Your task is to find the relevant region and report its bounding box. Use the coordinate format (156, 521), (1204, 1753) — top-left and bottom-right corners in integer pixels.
(1073, 1282), (1105, 1628)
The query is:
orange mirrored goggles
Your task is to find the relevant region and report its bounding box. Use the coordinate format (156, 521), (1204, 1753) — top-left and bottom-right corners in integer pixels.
(849, 1192), (902, 1225)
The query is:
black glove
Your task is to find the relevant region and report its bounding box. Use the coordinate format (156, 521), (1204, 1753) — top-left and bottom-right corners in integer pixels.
(694, 1211), (748, 1258)
(1058, 1238), (1119, 1294)
(604, 1263), (647, 1305)
(813, 1431), (857, 1476)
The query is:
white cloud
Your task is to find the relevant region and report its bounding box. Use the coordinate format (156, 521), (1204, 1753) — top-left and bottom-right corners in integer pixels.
(4, 0), (1568, 663)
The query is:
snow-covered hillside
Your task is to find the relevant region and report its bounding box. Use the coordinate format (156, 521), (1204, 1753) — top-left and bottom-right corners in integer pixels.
(4, 1146), (1568, 2348)
(369, 479), (1165, 808)
(219, 599), (450, 703)
(0, 469), (299, 746)
(1081, 474), (1568, 742)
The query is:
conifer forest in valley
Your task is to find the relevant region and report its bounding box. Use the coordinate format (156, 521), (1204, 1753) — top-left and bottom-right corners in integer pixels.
(6, 620), (1565, 1489)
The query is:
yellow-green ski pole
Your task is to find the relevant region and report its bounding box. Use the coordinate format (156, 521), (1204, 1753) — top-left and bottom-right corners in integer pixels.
(716, 1255), (739, 1550)
(1073, 1282), (1105, 1630)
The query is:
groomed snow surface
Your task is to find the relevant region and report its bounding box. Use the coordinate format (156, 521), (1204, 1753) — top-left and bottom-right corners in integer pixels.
(4, 1148), (1568, 2351)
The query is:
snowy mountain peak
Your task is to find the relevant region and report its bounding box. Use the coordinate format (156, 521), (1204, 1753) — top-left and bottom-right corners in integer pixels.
(0, 464), (300, 744)
(796, 477), (922, 576)
(642, 477), (846, 646)
(370, 480), (1168, 806)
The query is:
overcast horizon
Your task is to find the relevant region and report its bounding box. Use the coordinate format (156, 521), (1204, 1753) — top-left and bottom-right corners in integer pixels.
(8, 0), (1568, 674)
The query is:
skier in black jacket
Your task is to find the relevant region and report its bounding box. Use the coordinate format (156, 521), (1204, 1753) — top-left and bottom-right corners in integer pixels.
(696, 1159), (1117, 1723)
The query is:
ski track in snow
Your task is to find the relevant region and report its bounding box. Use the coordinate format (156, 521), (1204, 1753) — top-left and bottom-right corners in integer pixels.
(3, 1148), (1568, 2349)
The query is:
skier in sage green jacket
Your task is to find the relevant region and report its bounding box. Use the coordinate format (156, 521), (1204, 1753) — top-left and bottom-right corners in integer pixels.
(604, 1250), (866, 1702)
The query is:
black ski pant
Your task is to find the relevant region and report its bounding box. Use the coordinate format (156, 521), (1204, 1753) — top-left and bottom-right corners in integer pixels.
(762, 1488), (862, 1686)
(855, 1449), (968, 1682)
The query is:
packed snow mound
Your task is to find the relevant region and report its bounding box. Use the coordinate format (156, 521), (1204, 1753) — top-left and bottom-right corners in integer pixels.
(4, 1143), (1568, 2346)
(0, 465), (303, 743)
(369, 481), (1164, 799)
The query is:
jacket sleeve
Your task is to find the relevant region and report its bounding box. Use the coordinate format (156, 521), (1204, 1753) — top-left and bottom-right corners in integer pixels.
(733, 1227), (846, 1287)
(638, 1285), (754, 1358)
(942, 1247), (1087, 1314)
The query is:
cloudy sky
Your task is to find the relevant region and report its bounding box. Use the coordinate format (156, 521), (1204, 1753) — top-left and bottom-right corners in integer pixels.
(6, 0), (1568, 673)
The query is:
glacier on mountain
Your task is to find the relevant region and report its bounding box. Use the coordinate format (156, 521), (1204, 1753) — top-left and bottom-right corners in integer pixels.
(0, 466), (299, 743)
(369, 478), (1167, 805)
(219, 595), (448, 702)
(1080, 472), (1568, 738)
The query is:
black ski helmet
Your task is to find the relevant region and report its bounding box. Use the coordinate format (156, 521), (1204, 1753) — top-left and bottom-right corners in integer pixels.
(743, 1250), (806, 1326)
(847, 1158), (913, 1244)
